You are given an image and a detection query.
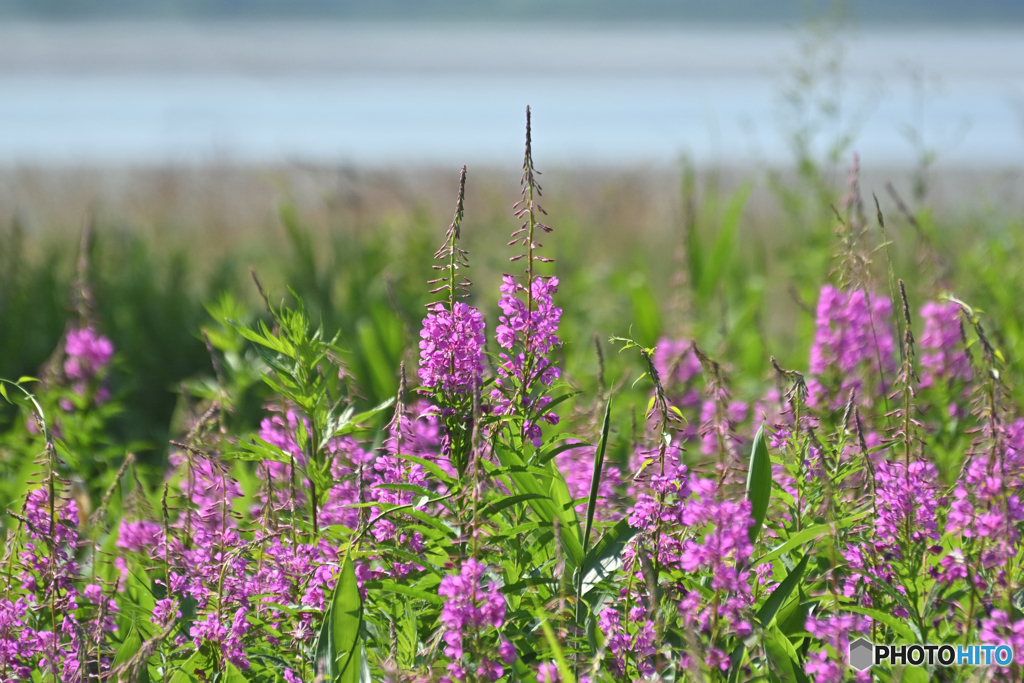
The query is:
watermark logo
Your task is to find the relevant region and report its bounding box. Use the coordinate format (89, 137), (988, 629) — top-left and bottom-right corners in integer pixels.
(849, 638), (1014, 670)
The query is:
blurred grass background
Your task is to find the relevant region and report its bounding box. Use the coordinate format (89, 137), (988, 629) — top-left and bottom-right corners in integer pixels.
(2, 158), (1023, 464)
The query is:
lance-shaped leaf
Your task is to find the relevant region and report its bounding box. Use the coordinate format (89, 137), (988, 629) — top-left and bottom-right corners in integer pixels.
(582, 397), (612, 555)
(746, 423), (772, 542)
(314, 556), (363, 681)
(757, 552), (811, 627)
(111, 623), (143, 681)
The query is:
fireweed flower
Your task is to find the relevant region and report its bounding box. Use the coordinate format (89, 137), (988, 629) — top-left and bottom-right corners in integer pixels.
(493, 275), (563, 446)
(946, 418), (1024, 570)
(64, 326), (114, 381)
(919, 300), (971, 388)
(437, 560), (511, 682)
(804, 614), (872, 683)
(980, 610), (1024, 677)
(555, 440), (623, 521)
(418, 301), (486, 394)
(807, 286), (895, 408)
(621, 474), (755, 673)
(653, 336), (702, 389)
(116, 519), (163, 553)
(874, 458), (945, 552)
(0, 597), (36, 679)
(598, 606), (657, 678)
(12, 488), (119, 678)
(61, 326), (114, 405)
(674, 477), (754, 601)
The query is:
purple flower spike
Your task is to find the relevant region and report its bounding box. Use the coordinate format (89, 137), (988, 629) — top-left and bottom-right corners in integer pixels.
(64, 327), (114, 381)
(919, 300), (970, 387)
(419, 302), (486, 394)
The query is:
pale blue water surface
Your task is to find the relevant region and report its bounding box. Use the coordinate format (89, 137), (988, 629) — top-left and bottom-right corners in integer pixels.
(0, 23), (1021, 166)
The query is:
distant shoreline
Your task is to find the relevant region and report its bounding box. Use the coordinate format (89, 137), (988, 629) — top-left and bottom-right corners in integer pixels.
(2, 163), (1021, 241)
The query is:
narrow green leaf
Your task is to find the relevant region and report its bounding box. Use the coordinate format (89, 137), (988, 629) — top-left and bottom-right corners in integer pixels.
(328, 397), (396, 443)
(397, 605), (417, 668)
(746, 423), (772, 542)
(340, 640), (363, 683)
(536, 439), (591, 466)
(763, 625), (809, 683)
(757, 552), (811, 627)
(532, 390), (582, 418)
(375, 580), (444, 605)
(583, 397), (612, 555)
(484, 493), (550, 517)
(841, 605), (916, 642)
(111, 624), (142, 680)
(579, 519), (638, 597)
(752, 511), (870, 567)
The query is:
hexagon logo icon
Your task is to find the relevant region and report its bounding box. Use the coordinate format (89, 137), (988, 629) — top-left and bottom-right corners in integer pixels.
(849, 637), (874, 671)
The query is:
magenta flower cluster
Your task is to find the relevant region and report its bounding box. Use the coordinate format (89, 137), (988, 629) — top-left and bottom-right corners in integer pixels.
(919, 300), (971, 387)
(493, 275), (563, 445)
(807, 285), (895, 407)
(419, 301), (487, 394)
(437, 559), (515, 682)
(64, 327), (114, 382)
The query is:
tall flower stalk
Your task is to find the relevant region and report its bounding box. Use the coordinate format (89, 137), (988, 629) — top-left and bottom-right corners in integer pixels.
(419, 165), (486, 477)
(493, 107), (562, 448)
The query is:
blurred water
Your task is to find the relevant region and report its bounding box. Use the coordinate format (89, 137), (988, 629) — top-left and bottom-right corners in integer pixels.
(0, 24), (1021, 167)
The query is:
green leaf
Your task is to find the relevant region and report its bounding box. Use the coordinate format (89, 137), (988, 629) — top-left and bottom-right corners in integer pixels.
(532, 390), (582, 419)
(223, 662), (249, 683)
(375, 580), (444, 605)
(841, 605), (917, 642)
(746, 424), (773, 542)
(536, 439), (591, 466)
(324, 398), (395, 446)
(484, 493), (550, 517)
(898, 665), (930, 683)
(777, 598), (818, 636)
(111, 623), (143, 680)
(752, 511), (870, 567)
(757, 552), (811, 627)
(396, 604), (418, 668)
(124, 570), (157, 623)
(582, 397), (612, 555)
(763, 625), (809, 683)
(493, 442), (584, 569)
(579, 519), (638, 597)
(168, 643), (215, 683)
(314, 556), (363, 681)
(699, 180), (752, 297)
